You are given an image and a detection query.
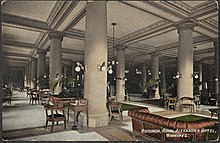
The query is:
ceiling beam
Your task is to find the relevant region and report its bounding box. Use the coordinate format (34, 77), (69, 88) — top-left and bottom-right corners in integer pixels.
(62, 2), (86, 31)
(4, 57), (29, 63)
(3, 51), (30, 58)
(156, 36), (213, 52)
(4, 40), (37, 49)
(2, 13), (51, 32)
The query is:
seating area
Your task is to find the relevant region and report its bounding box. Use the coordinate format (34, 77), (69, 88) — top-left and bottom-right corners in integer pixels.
(2, 91), (219, 141)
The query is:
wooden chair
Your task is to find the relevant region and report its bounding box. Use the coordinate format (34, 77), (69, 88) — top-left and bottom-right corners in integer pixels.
(29, 91), (40, 105)
(39, 89), (51, 105)
(108, 100), (123, 123)
(180, 97), (195, 113)
(167, 97), (177, 110)
(43, 104), (66, 132)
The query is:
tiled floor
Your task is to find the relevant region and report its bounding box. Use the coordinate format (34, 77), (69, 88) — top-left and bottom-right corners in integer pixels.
(2, 91), (218, 141)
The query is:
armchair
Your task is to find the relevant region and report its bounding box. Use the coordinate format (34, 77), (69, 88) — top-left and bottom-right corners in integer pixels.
(43, 104), (66, 132)
(180, 97), (195, 113)
(107, 100), (123, 123)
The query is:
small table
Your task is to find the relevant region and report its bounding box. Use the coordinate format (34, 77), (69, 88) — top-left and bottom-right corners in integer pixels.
(67, 99), (88, 130)
(209, 108), (219, 118)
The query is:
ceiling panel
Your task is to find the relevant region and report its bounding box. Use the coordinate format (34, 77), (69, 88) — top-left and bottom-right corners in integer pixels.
(62, 37), (84, 50)
(73, 16), (85, 31)
(3, 26), (40, 44)
(196, 42), (214, 51)
(182, 1), (204, 7)
(2, 1), (56, 21)
(139, 30), (178, 47)
(3, 45), (33, 55)
(107, 1), (162, 38)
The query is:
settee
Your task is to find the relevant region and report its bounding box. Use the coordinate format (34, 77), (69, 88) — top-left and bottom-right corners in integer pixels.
(128, 108), (217, 141)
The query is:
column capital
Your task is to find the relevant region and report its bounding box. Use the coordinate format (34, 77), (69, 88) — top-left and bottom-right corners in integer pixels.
(49, 30), (64, 41)
(150, 51), (160, 57)
(31, 58), (37, 62)
(116, 45), (126, 51)
(176, 20), (196, 32)
(37, 49), (47, 55)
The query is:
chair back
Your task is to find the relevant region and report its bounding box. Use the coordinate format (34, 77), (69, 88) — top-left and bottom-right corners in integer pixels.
(180, 97), (194, 104)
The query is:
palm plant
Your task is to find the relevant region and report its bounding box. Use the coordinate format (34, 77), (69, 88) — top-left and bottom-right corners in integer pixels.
(49, 76), (76, 92)
(145, 79), (159, 90)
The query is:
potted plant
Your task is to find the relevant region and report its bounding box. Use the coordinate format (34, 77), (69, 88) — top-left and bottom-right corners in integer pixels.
(49, 75), (76, 93)
(145, 79), (159, 98)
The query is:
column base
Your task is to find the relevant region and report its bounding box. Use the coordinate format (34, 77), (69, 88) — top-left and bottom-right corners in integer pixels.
(116, 94), (125, 102)
(88, 112), (109, 127)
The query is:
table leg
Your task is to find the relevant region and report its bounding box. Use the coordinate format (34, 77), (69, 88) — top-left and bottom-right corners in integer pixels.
(72, 111), (77, 130)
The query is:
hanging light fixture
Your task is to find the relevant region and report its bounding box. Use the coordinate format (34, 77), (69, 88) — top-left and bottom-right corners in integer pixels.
(110, 22), (117, 65)
(193, 46), (199, 79)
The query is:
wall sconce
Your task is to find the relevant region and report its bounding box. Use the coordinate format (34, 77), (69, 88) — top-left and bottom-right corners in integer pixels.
(75, 62), (86, 72)
(43, 74), (47, 78)
(55, 73), (59, 78)
(173, 72), (182, 79)
(108, 66), (113, 74)
(97, 62), (113, 74)
(191, 72), (199, 79)
(97, 62), (106, 71)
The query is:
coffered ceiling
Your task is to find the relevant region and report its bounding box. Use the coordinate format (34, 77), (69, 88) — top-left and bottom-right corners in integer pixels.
(2, 1), (218, 70)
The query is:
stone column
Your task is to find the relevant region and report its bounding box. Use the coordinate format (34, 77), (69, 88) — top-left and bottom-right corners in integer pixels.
(49, 31), (63, 94)
(63, 64), (68, 76)
(24, 67), (28, 88)
(162, 65), (166, 93)
(72, 62), (76, 77)
(115, 46), (126, 102)
(27, 62), (32, 88)
(213, 39), (219, 96)
(142, 64), (147, 93)
(84, 1), (108, 127)
(37, 49), (47, 88)
(151, 52), (160, 99)
(30, 58), (37, 89)
(176, 20), (195, 111)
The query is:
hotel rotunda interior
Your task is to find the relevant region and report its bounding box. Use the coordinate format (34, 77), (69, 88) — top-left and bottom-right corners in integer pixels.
(1, 0), (219, 141)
